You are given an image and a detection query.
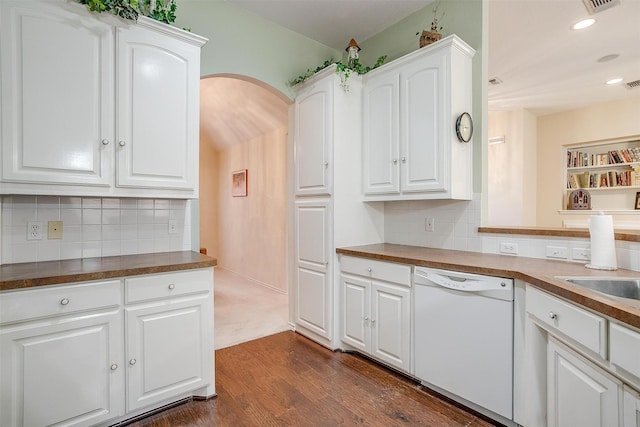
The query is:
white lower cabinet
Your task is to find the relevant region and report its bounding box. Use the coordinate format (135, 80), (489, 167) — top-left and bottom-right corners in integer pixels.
(340, 256), (411, 372)
(124, 270), (213, 412)
(547, 337), (622, 427)
(0, 268), (214, 427)
(0, 280), (124, 427)
(526, 285), (640, 427)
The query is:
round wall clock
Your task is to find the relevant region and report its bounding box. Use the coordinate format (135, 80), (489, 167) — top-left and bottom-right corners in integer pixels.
(455, 112), (473, 143)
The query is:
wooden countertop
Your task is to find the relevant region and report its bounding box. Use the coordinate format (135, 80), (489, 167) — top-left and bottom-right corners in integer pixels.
(0, 251), (217, 292)
(478, 226), (640, 242)
(337, 243), (640, 329)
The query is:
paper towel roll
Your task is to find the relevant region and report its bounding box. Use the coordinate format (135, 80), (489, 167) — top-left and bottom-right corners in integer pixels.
(587, 213), (617, 270)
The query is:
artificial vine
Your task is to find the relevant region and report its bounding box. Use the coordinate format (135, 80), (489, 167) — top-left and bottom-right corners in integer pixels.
(290, 55), (388, 91)
(77, 0), (177, 24)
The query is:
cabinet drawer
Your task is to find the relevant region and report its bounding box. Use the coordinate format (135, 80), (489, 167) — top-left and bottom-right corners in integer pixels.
(125, 269), (212, 303)
(0, 280), (121, 324)
(340, 256), (411, 287)
(526, 286), (606, 358)
(610, 322), (640, 383)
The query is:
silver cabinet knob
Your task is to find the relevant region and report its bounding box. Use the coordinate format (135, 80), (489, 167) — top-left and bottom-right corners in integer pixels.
(364, 316), (369, 321)
(119, 140), (126, 147)
(549, 312), (558, 320)
(129, 359), (137, 365)
(110, 364), (118, 371)
(60, 298), (70, 306)
(393, 159), (398, 165)
(401, 157), (406, 163)
(324, 161), (329, 167)
(168, 284), (175, 290)
(367, 267), (372, 273)
(371, 319), (376, 325)
(101, 139), (110, 146)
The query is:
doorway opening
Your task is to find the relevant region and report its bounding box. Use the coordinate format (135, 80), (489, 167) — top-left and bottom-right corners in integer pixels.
(199, 75), (291, 349)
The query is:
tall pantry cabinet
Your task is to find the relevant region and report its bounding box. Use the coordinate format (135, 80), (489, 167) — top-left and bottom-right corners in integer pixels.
(293, 66), (383, 348)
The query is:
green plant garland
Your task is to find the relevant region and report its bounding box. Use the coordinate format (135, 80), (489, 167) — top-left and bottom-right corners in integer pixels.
(77, 0), (177, 24)
(290, 55), (388, 90)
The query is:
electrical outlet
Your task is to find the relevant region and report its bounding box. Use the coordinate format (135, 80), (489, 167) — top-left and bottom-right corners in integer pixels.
(499, 242), (518, 255)
(27, 221), (43, 240)
(572, 248), (591, 261)
(48, 221), (63, 239)
(425, 218), (435, 232)
(168, 219), (178, 235)
(546, 246), (568, 259)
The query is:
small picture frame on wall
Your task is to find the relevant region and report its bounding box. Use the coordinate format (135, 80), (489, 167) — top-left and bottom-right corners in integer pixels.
(635, 192), (640, 210)
(232, 169), (247, 197)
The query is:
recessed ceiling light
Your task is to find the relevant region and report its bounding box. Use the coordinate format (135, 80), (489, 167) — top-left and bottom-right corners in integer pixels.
(606, 78), (623, 85)
(597, 54), (620, 63)
(571, 18), (596, 30)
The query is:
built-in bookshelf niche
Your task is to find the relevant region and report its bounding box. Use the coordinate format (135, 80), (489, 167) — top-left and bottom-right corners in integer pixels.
(562, 137), (640, 213)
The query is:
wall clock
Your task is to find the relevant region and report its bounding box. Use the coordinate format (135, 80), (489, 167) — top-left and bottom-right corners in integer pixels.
(455, 112), (473, 143)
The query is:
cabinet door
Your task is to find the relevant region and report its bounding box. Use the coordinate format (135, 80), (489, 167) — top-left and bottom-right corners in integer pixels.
(624, 387), (640, 427)
(125, 294), (211, 412)
(363, 71), (400, 195)
(294, 200), (331, 341)
(116, 25), (200, 191)
(0, 1), (114, 187)
(0, 309), (124, 427)
(399, 52), (446, 193)
(370, 282), (410, 371)
(294, 77), (333, 196)
(548, 338), (622, 427)
(341, 274), (370, 352)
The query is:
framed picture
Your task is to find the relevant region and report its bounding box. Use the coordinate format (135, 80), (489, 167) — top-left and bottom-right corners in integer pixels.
(232, 169), (247, 197)
(636, 192), (640, 210)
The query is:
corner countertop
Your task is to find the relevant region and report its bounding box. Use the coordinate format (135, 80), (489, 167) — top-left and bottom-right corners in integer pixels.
(336, 243), (640, 329)
(0, 251), (217, 292)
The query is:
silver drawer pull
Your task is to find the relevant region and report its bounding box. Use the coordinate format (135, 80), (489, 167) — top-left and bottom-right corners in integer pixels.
(367, 268), (372, 273)
(168, 284), (175, 290)
(60, 298), (70, 306)
(549, 312), (558, 320)
(110, 364), (118, 371)
(129, 359), (137, 365)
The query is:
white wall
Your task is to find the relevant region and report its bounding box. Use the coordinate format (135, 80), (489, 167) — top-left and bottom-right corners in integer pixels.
(214, 127), (288, 292)
(488, 109), (537, 226)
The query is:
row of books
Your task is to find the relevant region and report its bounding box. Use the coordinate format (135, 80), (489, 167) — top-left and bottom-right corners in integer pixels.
(567, 170), (640, 189)
(567, 147), (640, 168)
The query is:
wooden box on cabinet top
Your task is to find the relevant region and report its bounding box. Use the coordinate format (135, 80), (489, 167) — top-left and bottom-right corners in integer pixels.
(0, 0), (206, 198)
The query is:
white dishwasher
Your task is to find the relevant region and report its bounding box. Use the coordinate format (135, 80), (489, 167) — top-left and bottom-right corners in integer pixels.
(414, 267), (514, 422)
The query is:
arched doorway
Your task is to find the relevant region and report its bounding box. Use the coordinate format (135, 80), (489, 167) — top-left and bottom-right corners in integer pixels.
(199, 75), (291, 348)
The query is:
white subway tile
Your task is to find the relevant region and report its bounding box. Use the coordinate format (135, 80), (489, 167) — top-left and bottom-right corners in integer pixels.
(137, 199), (154, 209)
(102, 209), (121, 225)
(102, 198), (120, 209)
(82, 242), (102, 259)
(121, 199), (138, 210)
(62, 225), (82, 242)
(61, 209), (82, 225)
(82, 209), (102, 225)
(102, 225), (121, 241)
(60, 243), (82, 260)
(154, 199), (170, 210)
(121, 225), (138, 240)
(60, 197), (82, 209)
(121, 210), (137, 225)
(138, 224), (155, 239)
(154, 209), (169, 224)
(154, 238), (171, 252)
(11, 243), (38, 263)
(36, 196), (59, 210)
(138, 209), (154, 224)
(82, 225), (102, 242)
(121, 239), (139, 255)
(138, 239), (154, 254)
(37, 208), (60, 222)
(102, 240), (121, 257)
(82, 198), (101, 209)
(37, 242), (60, 262)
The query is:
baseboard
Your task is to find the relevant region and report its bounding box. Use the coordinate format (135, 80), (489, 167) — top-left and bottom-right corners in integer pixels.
(215, 267), (288, 294)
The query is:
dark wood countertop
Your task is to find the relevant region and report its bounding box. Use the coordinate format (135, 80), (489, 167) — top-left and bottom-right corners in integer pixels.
(337, 243), (640, 329)
(478, 226), (640, 242)
(0, 251), (217, 292)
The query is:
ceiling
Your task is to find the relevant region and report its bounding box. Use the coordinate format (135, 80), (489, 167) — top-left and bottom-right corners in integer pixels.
(201, 0), (640, 150)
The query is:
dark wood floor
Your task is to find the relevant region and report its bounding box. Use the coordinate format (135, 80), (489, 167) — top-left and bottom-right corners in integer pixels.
(129, 331), (497, 426)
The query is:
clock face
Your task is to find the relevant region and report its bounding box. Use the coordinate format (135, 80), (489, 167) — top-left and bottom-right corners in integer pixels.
(456, 112), (473, 143)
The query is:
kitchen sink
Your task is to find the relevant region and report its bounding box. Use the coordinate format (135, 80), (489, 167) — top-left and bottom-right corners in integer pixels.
(557, 277), (640, 301)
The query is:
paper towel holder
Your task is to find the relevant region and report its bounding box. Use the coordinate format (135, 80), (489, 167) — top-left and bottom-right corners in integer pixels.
(586, 212), (618, 271)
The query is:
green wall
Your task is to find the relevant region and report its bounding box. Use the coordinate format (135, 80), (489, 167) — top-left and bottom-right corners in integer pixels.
(174, 0), (341, 100)
(360, 0), (487, 194)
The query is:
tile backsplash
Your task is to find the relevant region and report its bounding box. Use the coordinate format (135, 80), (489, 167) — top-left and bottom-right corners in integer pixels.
(384, 193), (640, 272)
(1, 196), (192, 264)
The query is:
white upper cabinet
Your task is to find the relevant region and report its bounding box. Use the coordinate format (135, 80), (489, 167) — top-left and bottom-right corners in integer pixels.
(363, 35), (475, 201)
(116, 23), (200, 191)
(0, 1), (115, 187)
(362, 71), (399, 195)
(294, 73), (333, 196)
(0, 0), (206, 198)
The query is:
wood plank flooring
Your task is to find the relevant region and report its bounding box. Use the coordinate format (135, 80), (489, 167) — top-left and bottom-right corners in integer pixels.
(128, 331), (498, 427)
